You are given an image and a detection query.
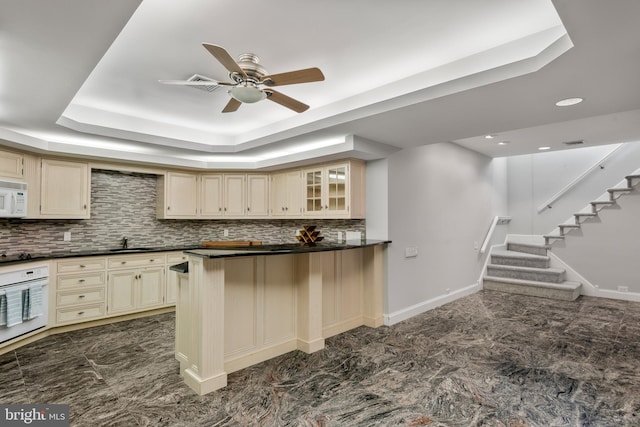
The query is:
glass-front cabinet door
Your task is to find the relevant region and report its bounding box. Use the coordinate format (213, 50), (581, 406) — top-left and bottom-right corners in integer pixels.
(304, 168), (323, 215)
(326, 165), (347, 214)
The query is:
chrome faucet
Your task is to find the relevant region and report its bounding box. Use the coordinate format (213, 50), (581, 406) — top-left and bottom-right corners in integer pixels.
(121, 237), (128, 249)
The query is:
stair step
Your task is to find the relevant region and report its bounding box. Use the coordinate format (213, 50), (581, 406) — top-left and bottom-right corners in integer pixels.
(490, 250), (550, 268)
(506, 242), (549, 256)
(574, 212), (597, 223)
(559, 224), (580, 234)
(483, 276), (581, 301)
(486, 264), (566, 283)
(544, 234), (565, 240)
(574, 212), (597, 217)
(607, 187), (632, 194)
(626, 175), (640, 187)
(590, 200), (615, 206)
(544, 234), (565, 245)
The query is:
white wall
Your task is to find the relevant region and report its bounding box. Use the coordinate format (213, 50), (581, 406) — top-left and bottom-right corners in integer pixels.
(365, 159), (388, 240)
(385, 142), (506, 324)
(551, 191), (640, 292)
(507, 141), (640, 235)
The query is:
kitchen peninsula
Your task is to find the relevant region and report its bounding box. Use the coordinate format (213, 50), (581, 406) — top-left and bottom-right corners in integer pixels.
(176, 241), (388, 395)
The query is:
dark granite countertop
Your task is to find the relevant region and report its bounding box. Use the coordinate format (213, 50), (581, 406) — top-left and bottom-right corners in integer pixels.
(0, 245), (200, 267)
(184, 240), (391, 260)
(0, 241), (391, 267)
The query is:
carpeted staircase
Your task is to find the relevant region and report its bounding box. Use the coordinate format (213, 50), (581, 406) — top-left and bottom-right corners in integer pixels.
(484, 171), (640, 301)
(484, 242), (581, 300)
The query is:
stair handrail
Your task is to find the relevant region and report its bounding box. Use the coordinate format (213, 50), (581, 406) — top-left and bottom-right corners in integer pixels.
(537, 144), (624, 213)
(480, 216), (511, 254)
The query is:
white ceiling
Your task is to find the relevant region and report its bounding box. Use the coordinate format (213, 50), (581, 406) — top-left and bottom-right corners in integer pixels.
(1, 0), (639, 169)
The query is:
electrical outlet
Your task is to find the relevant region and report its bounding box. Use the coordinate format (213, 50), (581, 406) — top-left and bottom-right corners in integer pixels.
(404, 247), (418, 258)
(618, 286), (629, 292)
(223, 229), (229, 237)
(63, 231), (71, 241)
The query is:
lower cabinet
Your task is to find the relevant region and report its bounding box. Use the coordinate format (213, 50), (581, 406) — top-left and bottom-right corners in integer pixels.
(54, 257), (107, 326)
(166, 252), (188, 305)
(54, 252), (175, 326)
(107, 265), (165, 315)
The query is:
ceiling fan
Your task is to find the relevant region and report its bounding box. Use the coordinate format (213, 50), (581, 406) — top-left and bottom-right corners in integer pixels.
(160, 43), (325, 113)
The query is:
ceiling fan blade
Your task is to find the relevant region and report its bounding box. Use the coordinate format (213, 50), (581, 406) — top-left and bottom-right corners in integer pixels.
(202, 43), (247, 79)
(222, 97), (242, 113)
(264, 89), (309, 113)
(261, 67), (325, 86)
(158, 79), (233, 86)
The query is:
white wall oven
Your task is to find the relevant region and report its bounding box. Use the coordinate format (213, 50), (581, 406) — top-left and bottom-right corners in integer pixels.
(0, 265), (48, 343)
(0, 180), (27, 218)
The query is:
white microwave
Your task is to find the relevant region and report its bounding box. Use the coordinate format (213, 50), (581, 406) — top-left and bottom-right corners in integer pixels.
(0, 180), (27, 218)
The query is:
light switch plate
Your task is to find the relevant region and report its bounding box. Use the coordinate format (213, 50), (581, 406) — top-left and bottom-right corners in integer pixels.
(63, 231), (71, 241)
(405, 247), (418, 258)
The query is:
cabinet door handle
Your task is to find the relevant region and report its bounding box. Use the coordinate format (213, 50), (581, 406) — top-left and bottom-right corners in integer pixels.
(247, 207), (250, 211)
(218, 207), (222, 212)
(78, 295), (85, 299)
(224, 207), (227, 211)
(78, 311), (85, 316)
(79, 265), (86, 268)
(167, 206), (171, 211)
(150, 259), (155, 262)
(78, 279), (85, 283)
(83, 204), (87, 210)
(121, 261), (126, 265)
(282, 207), (285, 211)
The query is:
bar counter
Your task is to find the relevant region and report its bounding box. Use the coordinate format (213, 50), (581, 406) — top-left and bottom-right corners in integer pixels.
(177, 241), (389, 395)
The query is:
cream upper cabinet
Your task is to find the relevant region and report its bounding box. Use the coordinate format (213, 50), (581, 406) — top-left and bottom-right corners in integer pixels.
(246, 174), (270, 217)
(303, 160), (365, 219)
(157, 172), (198, 218)
(223, 174), (246, 216)
(156, 160), (364, 219)
(0, 149), (24, 180)
(271, 170), (302, 217)
(158, 172), (268, 219)
(200, 174), (223, 217)
(40, 159), (90, 219)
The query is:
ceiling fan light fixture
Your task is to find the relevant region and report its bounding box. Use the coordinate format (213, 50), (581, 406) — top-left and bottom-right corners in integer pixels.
(229, 84), (266, 104)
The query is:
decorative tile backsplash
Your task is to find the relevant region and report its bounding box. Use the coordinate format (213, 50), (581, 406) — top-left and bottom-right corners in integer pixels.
(0, 169), (365, 256)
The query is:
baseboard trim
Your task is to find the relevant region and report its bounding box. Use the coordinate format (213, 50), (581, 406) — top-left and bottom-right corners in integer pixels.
(548, 251), (640, 302)
(384, 282), (481, 326)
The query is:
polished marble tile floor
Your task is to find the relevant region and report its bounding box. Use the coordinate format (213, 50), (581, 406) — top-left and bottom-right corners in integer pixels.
(2, 290), (640, 426)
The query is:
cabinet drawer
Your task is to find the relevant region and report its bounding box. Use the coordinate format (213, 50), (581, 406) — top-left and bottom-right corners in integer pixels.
(57, 272), (105, 290)
(56, 287), (105, 307)
(167, 252), (188, 263)
(56, 303), (105, 324)
(57, 258), (106, 274)
(108, 254), (166, 269)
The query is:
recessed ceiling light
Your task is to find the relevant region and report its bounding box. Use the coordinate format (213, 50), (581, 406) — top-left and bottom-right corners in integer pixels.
(485, 135), (495, 139)
(538, 146), (551, 151)
(555, 97), (583, 107)
(498, 141), (510, 145)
